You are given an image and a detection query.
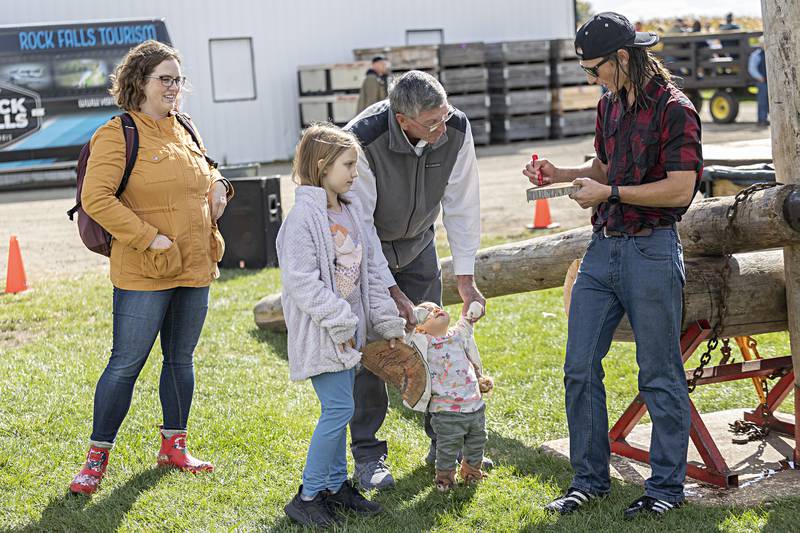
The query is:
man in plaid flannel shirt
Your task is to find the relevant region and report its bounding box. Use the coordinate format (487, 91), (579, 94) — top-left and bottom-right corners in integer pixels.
(523, 12), (702, 520)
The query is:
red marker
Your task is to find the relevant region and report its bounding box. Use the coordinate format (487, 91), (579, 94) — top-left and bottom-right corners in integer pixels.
(531, 154), (543, 186)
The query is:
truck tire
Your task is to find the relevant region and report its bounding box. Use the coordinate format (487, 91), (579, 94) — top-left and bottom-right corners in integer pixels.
(710, 91), (739, 123)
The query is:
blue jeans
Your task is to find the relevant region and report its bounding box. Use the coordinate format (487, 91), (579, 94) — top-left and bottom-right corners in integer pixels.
(565, 228), (689, 503)
(90, 286), (210, 443)
(757, 81), (769, 123)
(302, 368), (356, 498)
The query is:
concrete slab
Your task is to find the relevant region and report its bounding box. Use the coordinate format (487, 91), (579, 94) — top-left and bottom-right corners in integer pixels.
(541, 408), (800, 506)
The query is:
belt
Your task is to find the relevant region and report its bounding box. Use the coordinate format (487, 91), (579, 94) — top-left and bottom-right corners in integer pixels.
(602, 224), (675, 238)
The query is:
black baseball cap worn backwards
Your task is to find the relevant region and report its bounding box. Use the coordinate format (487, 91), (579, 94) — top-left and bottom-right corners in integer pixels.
(574, 12), (659, 60)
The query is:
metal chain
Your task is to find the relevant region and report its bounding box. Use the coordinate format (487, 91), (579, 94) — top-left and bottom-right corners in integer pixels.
(687, 182), (780, 393)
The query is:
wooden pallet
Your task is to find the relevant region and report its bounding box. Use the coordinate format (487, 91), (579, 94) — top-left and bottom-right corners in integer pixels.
(490, 113), (551, 142)
(353, 45), (439, 70)
(439, 42), (486, 67)
(299, 94), (359, 126)
(440, 67), (488, 94)
(490, 88), (551, 115)
(471, 118), (491, 145)
(489, 63), (550, 90)
(297, 62), (371, 95)
(551, 85), (602, 113)
(552, 109), (596, 137)
(551, 38), (578, 61)
(449, 93), (490, 119)
(553, 61), (588, 87)
(486, 40), (550, 64)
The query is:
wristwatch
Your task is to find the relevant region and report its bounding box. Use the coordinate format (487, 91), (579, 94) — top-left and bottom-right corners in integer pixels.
(608, 184), (621, 205)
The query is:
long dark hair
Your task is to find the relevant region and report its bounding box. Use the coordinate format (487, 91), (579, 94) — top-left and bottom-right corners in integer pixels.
(608, 47), (673, 111)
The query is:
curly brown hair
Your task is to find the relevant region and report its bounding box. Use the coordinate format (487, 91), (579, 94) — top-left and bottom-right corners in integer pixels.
(109, 40), (181, 111)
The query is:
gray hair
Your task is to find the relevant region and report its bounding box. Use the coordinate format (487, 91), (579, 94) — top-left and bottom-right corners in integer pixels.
(389, 70), (447, 117)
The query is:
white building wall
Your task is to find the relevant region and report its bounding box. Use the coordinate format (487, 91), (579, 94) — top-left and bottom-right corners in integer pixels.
(5, 1), (575, 163)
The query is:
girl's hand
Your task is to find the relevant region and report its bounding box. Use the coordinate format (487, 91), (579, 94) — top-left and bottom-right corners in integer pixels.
(388, 337), (403, 349)
(339, 338), (356, 352)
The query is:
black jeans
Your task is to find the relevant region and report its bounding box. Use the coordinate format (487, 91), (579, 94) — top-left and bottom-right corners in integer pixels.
(349, 238), (441, 462)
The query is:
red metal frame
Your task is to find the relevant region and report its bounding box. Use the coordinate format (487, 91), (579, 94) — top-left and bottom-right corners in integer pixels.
(608, 320), (798, 488)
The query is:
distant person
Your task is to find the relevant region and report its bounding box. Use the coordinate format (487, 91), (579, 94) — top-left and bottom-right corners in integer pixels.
(668, 18), (687, 34)
(748, 37), (769, 126)
(719, 12), (741, 31)
(634, 21), (644, 32)
(691, 19), (702, 33)
(356, 56), (390, 113)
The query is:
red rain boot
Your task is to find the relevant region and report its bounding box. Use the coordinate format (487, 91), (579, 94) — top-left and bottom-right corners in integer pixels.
(156, 430), (214, 473)
(69, 446), (110, 495)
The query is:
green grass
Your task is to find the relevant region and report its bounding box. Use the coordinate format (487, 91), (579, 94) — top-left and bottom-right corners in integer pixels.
(0, 247), (796, 531)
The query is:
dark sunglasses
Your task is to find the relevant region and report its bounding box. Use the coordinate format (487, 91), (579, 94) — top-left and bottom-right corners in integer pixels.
(580, 54), (616, 78)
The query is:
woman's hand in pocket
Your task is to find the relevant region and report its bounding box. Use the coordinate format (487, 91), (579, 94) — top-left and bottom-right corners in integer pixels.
(148, 234), (173, 250)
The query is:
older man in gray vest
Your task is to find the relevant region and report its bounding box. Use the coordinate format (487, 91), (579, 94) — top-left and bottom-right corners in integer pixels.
(346, 70), (486, 489)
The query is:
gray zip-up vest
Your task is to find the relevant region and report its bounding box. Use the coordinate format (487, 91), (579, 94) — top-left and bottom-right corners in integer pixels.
(347, 100), (467, 270)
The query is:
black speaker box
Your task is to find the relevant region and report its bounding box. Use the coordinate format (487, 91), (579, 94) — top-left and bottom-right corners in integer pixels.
(218, 176), (282, 269)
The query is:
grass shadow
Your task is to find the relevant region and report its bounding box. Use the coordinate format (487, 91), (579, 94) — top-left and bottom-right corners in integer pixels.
(10, 467), (171, 533)
(249, 328), (288, 361)
(217, 267), (277, 283)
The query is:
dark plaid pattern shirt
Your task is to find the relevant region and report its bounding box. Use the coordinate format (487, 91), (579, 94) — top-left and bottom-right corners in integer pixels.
(593, 78), (703, 234)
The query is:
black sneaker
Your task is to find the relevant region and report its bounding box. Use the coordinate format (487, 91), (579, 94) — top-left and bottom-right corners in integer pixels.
(544, 487), (596, 515)
(284, 485), (337, 527)
(326, 479), (383, 516)
(623, 495), (683, 519)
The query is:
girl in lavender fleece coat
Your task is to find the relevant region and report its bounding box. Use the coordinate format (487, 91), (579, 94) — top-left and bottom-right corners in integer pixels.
(276, 123), (405, 528)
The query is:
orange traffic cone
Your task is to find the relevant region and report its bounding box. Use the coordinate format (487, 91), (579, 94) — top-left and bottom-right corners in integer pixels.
(526, 199), (560, 230)
(5, 235), (28, 294)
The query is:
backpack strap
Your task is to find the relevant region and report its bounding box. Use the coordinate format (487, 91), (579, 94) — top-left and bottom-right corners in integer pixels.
(66, 113), (138, 220)
(116, 112), (139, 198)
(175, 112), (219, 169)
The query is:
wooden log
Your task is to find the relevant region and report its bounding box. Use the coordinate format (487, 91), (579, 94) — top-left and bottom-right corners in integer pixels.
(762, 0), (800, 461)
(562, 250), (787, 341)
(255, 185), (800, 330)
(441, 184), (800, 305)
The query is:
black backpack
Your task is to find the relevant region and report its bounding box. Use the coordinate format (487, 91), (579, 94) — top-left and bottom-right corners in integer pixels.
(67, 112), (218, 256)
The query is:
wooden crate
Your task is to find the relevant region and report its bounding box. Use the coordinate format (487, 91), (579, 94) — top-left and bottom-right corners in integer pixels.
(552, 85), (602, 112)
(298, 62), (370, 95)
(486, 40), (550, 63)
(490, 89), (551, 115)
(440, 67), (488, 93)
(489, 64), (550, 90)
(470, 118), (491, 145)
(551, 39), (578, 60)
(553, 109), (596, 137)
(439, 42), (485, 67)
(299, 94), (359, 126)
(490, 113), (551, 142)
(449, 93), (490, 119)
(353, 45), (439, 70)
(554, 61), (588, 86)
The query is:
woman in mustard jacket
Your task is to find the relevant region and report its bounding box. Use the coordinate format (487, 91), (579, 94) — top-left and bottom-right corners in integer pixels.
(70, 40), (233, 495)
